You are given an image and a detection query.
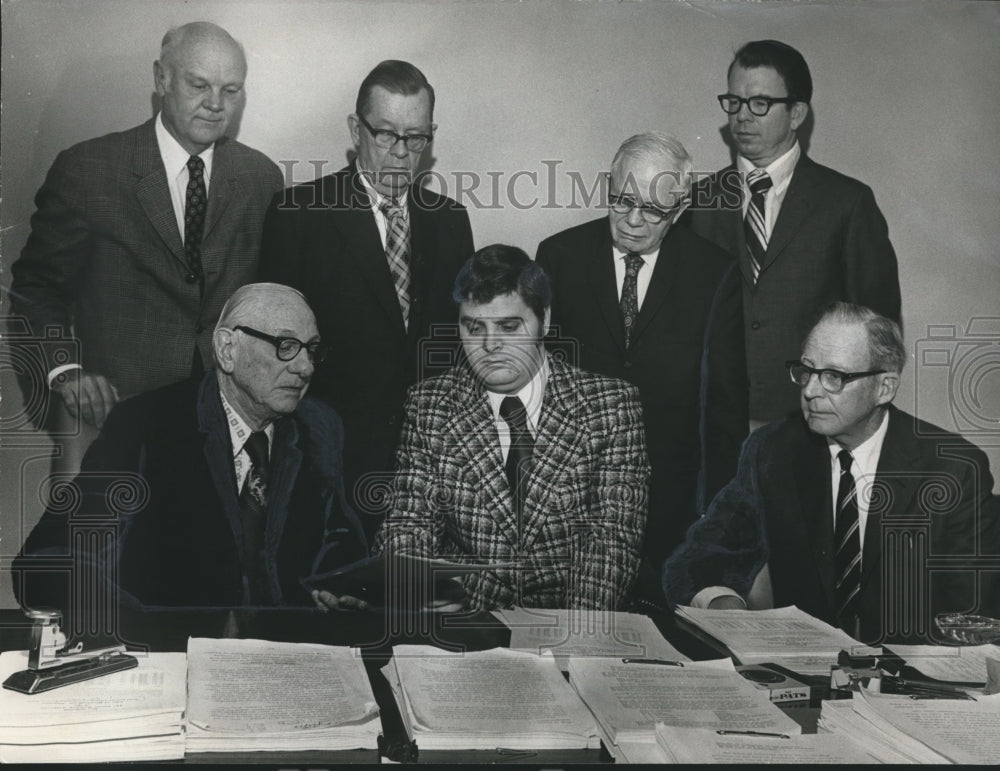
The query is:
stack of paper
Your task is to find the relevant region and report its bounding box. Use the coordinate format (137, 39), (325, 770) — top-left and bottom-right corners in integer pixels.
(676, 605), (876, 675)
(655, 721), (886, 764)
(0, 650), (186, 763)
(566, 656), (798, 762)
(184, 637), (380, 753)
(494, 607), (689, 670)
(886, 643), (1000, 684)
(817, 700), (935, 763)
(382, 645), (601, 750)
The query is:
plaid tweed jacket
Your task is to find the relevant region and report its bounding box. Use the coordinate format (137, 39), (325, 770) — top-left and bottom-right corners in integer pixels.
(375, 354), (650, 610)
(11, 118), (283, 405)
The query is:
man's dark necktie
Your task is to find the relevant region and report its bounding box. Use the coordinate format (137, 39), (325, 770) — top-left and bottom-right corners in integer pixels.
(379, 197), (411, 329)
(239, 431), (269, 604)
(499, 396), (534, 521)
(184, 155), (207, 291)
(834, 449), (862, 630)
(620, 252), (644, 349)
(744, 168), (772, 283)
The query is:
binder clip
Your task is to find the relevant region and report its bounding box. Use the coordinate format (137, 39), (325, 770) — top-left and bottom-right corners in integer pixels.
(2, 607), (137, 695)
(829, 649), (895, 696)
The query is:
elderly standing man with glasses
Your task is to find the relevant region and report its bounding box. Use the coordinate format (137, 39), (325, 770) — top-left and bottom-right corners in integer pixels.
(260, 60), (474, 545)
(663, 302), (999, 644)
(684, 39), (900, 428)
(13, 283), (367, 625)
(537, 132), (748, 605)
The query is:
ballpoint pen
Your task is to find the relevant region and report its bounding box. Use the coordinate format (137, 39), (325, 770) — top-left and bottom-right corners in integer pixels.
(621, 658), (685, 666)
(715, 730), (790, 738)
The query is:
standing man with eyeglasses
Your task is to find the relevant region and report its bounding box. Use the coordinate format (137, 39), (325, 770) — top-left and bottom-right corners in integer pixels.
(663, 303), (998, 643)
(260, 60), (474, 543)
(13, 283), (367, 620)
(536, 133), (747, 603)
(684, 39), (900, 427)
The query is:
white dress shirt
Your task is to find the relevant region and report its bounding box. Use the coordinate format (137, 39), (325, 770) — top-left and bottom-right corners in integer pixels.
(611, 245), (660, 310)
(220, 390), (275, 492)
(485, 359), (547, 463)
(737, 141), (800, 239)
(155, 111), (214, 244)
(357, 169), (410, 251)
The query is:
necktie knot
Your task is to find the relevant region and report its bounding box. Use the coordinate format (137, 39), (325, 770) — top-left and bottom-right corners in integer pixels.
(747, 168), (772, 195)
(837, 449), (854, 474)
(187, 155), (205, 177)
(624, 252), (644, 276)
(499, 396), (529, 431)
(243, 431), (269, 471)
(379, 197), (404, 219)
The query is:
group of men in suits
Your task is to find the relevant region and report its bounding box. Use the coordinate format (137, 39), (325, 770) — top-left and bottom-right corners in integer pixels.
(10, 21), (996, 643)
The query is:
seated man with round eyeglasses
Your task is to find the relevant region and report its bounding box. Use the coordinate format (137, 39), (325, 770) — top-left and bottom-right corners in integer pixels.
(662, 302), (999, 644)
(13, 283), (367, 628)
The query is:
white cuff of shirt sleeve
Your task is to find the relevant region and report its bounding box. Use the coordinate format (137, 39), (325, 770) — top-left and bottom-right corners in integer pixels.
(690, 586), (747, 609)
(47, 363), (82, 389)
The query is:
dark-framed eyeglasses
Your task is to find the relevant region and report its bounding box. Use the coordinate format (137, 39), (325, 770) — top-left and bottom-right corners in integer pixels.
(717, 93), (799, 117)
(357, 113), (433, 152)
(235, 326), (327, 363)
(608, 192), (685, 224)
(786, 360), (886, 394)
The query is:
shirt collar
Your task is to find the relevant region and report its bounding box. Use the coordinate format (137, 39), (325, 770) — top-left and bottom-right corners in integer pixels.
(155, 112), (215, 181)
(485, 355), (548, 434)
(612, 243), (661, 266)
(357, 166), (409, 211)
(827, 408), (890, 469)
(219, 389), (275, 458)
(737, 140), (800, 190)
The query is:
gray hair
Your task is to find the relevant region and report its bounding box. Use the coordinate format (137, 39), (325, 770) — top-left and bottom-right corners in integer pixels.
(610, 132), (694, 195)
(159, 21), (245, 69)
(814, 302), (906, 373)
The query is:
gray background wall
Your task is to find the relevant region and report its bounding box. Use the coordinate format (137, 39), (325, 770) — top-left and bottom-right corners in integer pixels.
(2, 0), (998, 608)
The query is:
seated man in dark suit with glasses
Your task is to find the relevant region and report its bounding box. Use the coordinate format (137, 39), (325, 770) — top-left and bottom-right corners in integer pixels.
(663, 303), (998, 644)
(13, 283), (367, 629)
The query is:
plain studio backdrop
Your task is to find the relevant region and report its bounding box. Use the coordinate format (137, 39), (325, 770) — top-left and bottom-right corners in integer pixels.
(1, 0), (998, 608)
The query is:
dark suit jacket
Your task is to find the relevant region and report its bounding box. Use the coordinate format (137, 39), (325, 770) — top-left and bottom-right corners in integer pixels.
(536, 218), (748, 566)
(662, 405), (999, 644)
(684, 154), (901, 421)
(10, 118), (283, 402)
(259, 163), (474, 540)
(13, 374), (367, 619)
(374, 355), (650, 611)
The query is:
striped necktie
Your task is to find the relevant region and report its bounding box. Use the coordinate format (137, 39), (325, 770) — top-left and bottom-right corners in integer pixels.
(744, 168), (773, 283)
(379, 197), (411, 329)
(834, 449), (862, 628)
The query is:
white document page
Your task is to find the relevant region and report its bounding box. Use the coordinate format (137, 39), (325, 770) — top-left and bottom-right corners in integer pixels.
(887, 643), (1000, 683)
(676, 605), (875, 675)
(567, 657), (800, 744)
(817, 699), (918, 764)
(186, 637), (376, 733)
(495, 607), (689, 669)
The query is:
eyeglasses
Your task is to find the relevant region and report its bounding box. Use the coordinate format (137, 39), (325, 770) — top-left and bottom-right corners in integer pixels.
(717, 93), (799, 117)
(786, 360), (886, 394)
(235, 326), (327, 363)
(357, 113), (433, 152)
(608, 192), (685, 224)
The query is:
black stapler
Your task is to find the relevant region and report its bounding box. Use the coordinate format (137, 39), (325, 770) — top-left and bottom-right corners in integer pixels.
(2, 607), (137, 695)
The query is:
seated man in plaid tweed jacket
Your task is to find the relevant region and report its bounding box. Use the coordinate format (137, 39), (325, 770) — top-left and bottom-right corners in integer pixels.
(373, 244), (650, 610)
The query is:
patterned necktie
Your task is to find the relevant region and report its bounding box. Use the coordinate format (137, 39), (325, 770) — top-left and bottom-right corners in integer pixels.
(620, 252), (644, 349)
(184, 156), (207, 289)
(499, 396), (534, 521)
(834, 449), (862, 628)
(379, 198), (411, 329)
(239, 431), (269, 604)
(744, 168), (773, 283)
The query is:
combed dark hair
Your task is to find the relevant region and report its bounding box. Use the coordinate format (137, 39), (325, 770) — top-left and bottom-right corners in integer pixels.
(452, 245), (551, 323)
(356, 60), (435, 118)
(812, 302), (906, 373)
(729, 40), (812, 104)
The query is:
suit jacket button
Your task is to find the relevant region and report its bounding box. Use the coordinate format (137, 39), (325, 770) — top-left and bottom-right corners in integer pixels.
(185, 273), (198, 284)
(624, 361), (633, 369)
(751, 321), (761, 330)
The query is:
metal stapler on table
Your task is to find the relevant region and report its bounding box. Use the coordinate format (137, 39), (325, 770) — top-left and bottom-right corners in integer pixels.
(2, 607), (137, 694)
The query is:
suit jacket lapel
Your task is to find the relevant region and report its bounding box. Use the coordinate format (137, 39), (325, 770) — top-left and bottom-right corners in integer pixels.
(796, 425), (837, 608)
(202, 138), (235, 245)
(714, 166), (755, 287)
(762, 155), (817, 272)
(587, 228), (627, 353)
(133, 120), (186, 265)
(630, 231), (675, 343)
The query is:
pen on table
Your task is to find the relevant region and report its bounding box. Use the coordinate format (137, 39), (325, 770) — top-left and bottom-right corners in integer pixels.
(621, 658), (685, 666)
(886, 676), (977, 700)
(716, 730), (790, 738)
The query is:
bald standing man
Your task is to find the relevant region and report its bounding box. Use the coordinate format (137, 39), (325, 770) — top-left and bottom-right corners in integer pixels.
(11, 21), (282, 471)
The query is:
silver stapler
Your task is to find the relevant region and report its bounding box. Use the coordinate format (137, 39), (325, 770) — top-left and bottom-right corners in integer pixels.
(2, 607), (137, 694)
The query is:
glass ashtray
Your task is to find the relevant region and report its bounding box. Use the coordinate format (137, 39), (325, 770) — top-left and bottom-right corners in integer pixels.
(935, 613), (1000, 645)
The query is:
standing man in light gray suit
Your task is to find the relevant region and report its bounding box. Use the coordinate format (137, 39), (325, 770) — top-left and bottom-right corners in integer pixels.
(11, 21), (282, 471)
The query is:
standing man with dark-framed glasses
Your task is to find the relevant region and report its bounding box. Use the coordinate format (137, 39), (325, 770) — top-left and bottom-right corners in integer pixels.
(13, 283), (367, 622)
(684, 39), (901, 428)
(260, 60), (474, 544)
(664, 303), (998, 644)
(537, 133), (748, 605)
